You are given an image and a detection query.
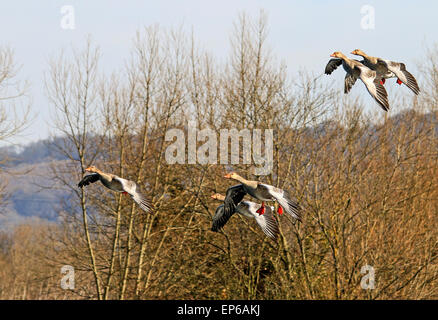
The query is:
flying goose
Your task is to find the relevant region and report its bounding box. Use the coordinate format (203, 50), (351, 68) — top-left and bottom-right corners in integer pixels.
(325, 51), (390, 111)
(351, 49), (420, 95)
(78, 166), (153, 213)
(223, 172), (302, 221)
(210, 193), (280, 240)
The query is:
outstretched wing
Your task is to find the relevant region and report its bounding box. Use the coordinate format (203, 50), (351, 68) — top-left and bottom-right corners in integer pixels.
(253, 205), (280, 240)
(381, 59), (420, 95)
(344, 70), (359, 94)
(357, 66), (390, 111)
(130, 190), (154, 213)
(262, 184), (302, 221)
(119, 178), (153, 213)
(211, 204), (231, 232)
(223, 184), (246, 217)
(325, 58), (342, 75)
(78, 173), (100, 188)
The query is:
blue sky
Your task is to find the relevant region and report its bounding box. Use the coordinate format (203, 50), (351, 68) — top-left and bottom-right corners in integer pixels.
(1, 0), (437, 146)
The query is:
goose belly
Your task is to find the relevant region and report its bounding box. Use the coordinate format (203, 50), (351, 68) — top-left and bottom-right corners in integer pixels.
(367, 62), (394, 79)
(101, 179), (124, 192)
(247, 188), (274, 202)
(382, 71), (396, 79)
(238, 211), (254, 218)
(236, 204), (255, 218)
(255, 195), (274, 202)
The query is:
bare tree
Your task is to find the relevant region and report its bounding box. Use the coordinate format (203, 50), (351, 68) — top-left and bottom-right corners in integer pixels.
(45, 39), (104, 299)
(0, 46), (31, 218)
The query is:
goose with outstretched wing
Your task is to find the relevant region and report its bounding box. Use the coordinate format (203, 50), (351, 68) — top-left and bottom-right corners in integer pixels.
(325, 51), (390, 111)
(78, 166), (153, 213)
(351, 49), (420, 95)
(223, 172), (302, 221)
(210, 193), (279, 240)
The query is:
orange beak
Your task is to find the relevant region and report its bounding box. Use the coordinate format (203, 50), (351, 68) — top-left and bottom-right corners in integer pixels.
(85, 167), (92, 172)
(224, 173), (232, 179)
(330, 53), (336, 57)
(351, 50), (356, 55)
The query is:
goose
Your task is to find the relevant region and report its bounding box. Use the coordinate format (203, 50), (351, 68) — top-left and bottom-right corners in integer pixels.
(351, 49), (420, 95)
(223, 172), (302, 221)
(78, 166), (153, 213)
(325, 51), (390, 111)
(210, 193), (279, 240)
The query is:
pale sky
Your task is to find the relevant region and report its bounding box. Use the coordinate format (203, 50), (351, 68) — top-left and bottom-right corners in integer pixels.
(1, 0), (437, 146)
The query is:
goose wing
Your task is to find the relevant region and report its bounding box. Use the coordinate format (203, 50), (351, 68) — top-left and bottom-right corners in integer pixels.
(130, 189), (153, 213)
(356, 65), (390, 111)
(223, 184), (247, 218)
(380, 59), (420, 95)
(344, 69), (359, 94)
(259, 184), (302, 221)
(211, 204), (231, 232)
(252, 205), (280, 240)
(325, 58), (342, 75)
(78, 173), (100, 188)
(115, 177), (153, 213)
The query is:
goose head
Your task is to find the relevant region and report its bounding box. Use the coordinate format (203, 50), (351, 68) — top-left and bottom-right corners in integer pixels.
(85, 165), (99, 173)
(210, 193), (225, 201)
(330, 51), (346, 59)
(351, 49), (366, 57)
(224, 172), (239, 180)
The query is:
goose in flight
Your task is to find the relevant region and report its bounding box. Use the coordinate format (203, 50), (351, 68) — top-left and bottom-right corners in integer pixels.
(325, 51), (390, 111)
(223, 172), (302, 221)
(78, 166), (153, 213)
(351, 49), (420, 95)
(210, 193), (280, 240)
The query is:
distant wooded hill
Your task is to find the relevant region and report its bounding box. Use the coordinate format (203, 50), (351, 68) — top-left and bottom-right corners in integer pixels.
(0, 137), (72, 226)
